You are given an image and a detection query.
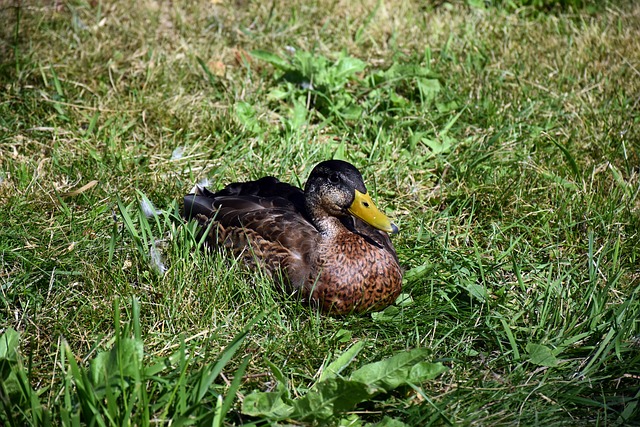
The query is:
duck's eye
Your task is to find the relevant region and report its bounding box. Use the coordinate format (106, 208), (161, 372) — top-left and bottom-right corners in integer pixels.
(328, 173), (340, 184)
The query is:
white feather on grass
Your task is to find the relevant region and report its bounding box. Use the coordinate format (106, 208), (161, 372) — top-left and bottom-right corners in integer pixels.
(171, 146), (185, 160)
(149, 242), (167, 275)
(140, 193), (163, 218)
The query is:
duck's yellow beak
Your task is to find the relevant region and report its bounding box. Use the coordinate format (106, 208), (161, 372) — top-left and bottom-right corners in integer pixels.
(348, 190), (399, 234)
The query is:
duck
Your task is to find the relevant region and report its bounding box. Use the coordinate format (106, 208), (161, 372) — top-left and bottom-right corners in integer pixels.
(183, 159), (402, 315)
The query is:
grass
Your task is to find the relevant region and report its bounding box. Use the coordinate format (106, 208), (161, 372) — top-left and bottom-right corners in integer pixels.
(1, 0), (639, 425)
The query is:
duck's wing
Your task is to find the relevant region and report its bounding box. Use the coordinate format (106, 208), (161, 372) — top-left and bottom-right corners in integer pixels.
(183, 180), (320, 286)
(211, 176), (307, 213)
(184, 177), (301, 217)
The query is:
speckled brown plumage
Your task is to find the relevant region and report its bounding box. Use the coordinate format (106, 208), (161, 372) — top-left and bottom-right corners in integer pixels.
(183, 160), (402, 315)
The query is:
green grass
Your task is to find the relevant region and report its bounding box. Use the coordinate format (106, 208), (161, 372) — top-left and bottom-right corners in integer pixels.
(1, 0), (639, 425)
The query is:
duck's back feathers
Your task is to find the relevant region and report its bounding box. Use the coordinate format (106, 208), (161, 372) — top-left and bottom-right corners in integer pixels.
(184, 180), (320, 287)
(185, 178), (302, 217)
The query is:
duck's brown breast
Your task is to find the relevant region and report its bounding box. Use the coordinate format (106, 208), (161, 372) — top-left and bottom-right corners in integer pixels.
(304, 232), (402, 315)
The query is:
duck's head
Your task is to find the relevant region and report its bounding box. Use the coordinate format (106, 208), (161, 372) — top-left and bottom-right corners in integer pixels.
(304, 160), (398, 234)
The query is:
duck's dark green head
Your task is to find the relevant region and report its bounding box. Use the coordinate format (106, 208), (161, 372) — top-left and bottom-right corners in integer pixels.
(304, 160), (398, 234)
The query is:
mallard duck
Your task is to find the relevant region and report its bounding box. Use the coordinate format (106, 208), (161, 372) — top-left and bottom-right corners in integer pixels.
(183, 160), (402, 315)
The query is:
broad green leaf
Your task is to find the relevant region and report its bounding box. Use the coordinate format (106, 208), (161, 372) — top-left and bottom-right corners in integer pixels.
(416, 78), (441, 104)
(0, 327), (19, 361)
(242, 391), (293, 418)
(267, 87), (291, 100)
(467, 0), (487, 9)
(332, 141), (347, 162)
(287, 97), (308, 130)
(333, 329), (352, 343)
(338, 105), (363, 120)
(373, 416), (411, 427)
(90, 337), (144, 387)
(421, 137), (452, 155)
(372, 297), (414, 323)
(409, 361), (448, 382)
(377, 63), (437, 82)
(436, 100), (459, 113)
(334, 56), (367, 81)
(338, 414), (364, 426)
(465, 282), (489, 302)
(0, 328), (22, 397)
(234, 101), (261, 133)
(319, 341), (365, 382)
(404, 264), (430, 282)
(438, 134), (455, 152)
(389, 90), (408, 107)
(350, 349), (445, 393)
(526, 343), (559, 367)
(371, 306), (402, 323)
(395, 293), (414, 307)
(291, 377), (371, 421)
(250, 50), (291, 70)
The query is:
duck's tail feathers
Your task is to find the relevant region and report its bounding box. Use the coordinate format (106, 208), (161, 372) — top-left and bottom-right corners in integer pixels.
(183, 186), (217, 220)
